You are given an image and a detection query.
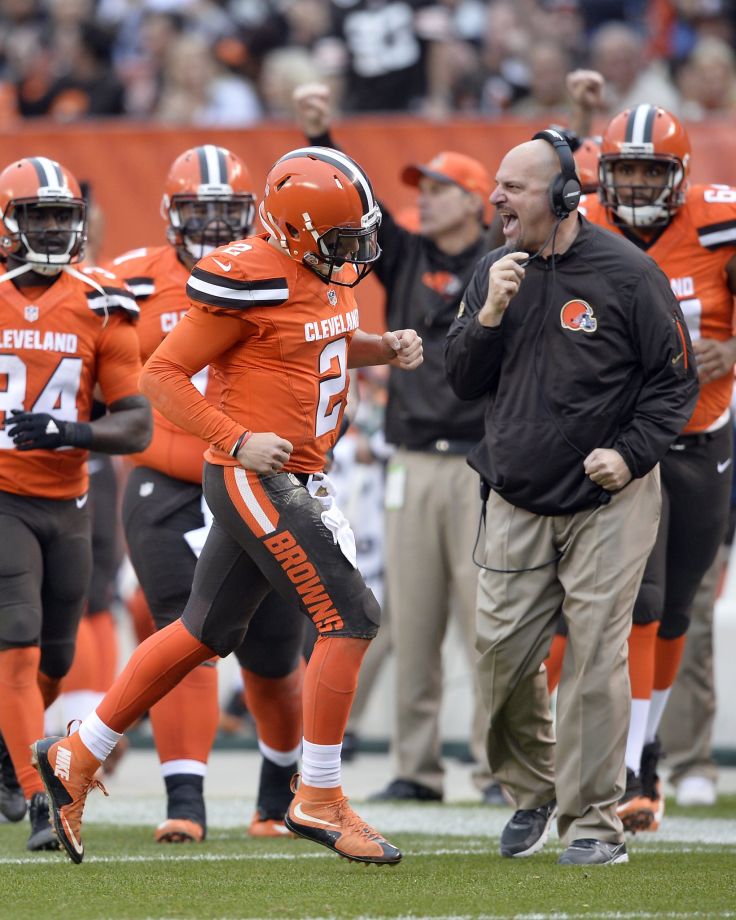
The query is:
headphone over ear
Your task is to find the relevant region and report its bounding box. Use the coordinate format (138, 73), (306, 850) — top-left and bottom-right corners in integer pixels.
(532, 129), (582, 219)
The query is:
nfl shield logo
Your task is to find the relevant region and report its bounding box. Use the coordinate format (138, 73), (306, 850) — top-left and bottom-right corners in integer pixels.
(327, 289), (338, 307)
(24, 305), (39, 322)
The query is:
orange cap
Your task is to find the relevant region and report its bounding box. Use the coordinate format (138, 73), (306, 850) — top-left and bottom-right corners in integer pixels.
(402, 152), (492, 223)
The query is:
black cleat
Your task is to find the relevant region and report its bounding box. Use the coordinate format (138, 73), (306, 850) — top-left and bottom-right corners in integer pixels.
(26, 792), (60, 852)
(500, 799), (557, 857)
(558, 837), (629, 865)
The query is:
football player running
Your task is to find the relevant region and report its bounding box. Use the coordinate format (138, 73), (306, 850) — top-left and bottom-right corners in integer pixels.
(0, 156), (151, 851)
(580, 104), (736, 831)
(111, 145), (307, 842)
(32, 146), (422, 866)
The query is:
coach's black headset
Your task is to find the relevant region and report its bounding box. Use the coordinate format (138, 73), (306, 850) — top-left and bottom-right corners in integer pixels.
(474, 129), (608, 576)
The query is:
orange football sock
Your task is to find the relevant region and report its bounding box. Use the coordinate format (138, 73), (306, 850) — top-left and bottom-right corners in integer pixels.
(126, 586), (155, 644)
(302, 636), (368, 745)
(149, 660), (219, 764)
(243, 661), (304, 753)
(544, 633), (567, 694)
(0, 647), (45, 798)
(97, 620), (214, 733)
(653, 634), (687, 690)
(87, 610), (119, 690)
(628, 622), (659, 698)
(61, 616), (97, 693)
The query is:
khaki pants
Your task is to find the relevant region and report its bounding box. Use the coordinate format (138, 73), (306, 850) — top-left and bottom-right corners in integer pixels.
(476, 470), (660, 844)
(384, 449), (491, 794)
(659, 545), (723, 786)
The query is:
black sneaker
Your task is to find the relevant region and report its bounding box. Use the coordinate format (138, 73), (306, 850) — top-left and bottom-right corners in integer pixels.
(27, 792), (60, 852)
(558, 838), (629, 865)
(0, 733), (27, 822)
(500, 799), (557, 857)
(368, 778), (443, 802)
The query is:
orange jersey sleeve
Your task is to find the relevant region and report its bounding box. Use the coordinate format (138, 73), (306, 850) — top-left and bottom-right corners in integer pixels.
(141, 305), (249, 457)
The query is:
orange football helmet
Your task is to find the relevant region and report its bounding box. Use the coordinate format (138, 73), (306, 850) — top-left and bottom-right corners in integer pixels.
(161, 145), (256, 261)
(600, 105), (691, 227)
(574, 137), (601, 195)
(259, 146), (381, 287)
(0, 156), (86, 274)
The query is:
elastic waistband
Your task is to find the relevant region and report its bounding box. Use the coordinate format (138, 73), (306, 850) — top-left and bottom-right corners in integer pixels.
(401, 439), (477, 456)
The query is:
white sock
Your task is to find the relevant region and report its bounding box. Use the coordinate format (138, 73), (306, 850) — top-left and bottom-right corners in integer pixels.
(625, 698), (650, 773)
(160, 759), (207, 779)
(78, 710), (124, 762)
(301, 739), (341, 788)
(259, 739), (301, 768)
(645, 688), (672, 743)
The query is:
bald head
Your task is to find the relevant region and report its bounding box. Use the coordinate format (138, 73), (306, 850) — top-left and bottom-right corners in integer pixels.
(500, 140), (560, 188)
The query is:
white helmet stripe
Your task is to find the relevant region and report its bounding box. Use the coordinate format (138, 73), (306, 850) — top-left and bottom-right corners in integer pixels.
(31, 156), (66, 190)
(202, 145), (224, 185)
(629, 105), (655, 145)
(280, 146), (376, 213)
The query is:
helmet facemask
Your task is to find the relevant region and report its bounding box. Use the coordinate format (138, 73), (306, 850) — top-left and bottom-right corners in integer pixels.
(302, 205), (382, 287)
(167, 193), (255, 261)
(2, 197), (86, 275)
(600, 155), (685, 228)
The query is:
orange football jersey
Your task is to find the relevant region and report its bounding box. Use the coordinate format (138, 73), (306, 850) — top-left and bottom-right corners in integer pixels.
(582, 186), (736, 432)
(0, 265), (142, 498)
(110, 245), (219, 484)
(143, 236), (359, 473)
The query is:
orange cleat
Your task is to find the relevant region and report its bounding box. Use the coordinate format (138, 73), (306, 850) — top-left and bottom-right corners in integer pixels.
(154, 818), (205, 843)
(284, 777), (402, 865)
(248, 811), (295, 838)
(30, 732), (106, 864)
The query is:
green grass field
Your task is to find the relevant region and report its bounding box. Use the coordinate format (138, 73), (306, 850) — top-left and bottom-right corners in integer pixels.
(2, 797), (735, 920)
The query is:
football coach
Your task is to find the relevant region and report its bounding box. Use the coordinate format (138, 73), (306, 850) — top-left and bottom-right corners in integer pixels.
(445, 131), (699, 865)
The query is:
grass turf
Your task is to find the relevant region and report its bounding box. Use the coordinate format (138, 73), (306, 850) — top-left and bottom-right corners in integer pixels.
(1, 818), (735, 920)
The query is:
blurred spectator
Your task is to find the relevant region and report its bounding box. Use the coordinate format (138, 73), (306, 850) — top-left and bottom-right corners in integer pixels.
(154, 32), (262, 125)
(591, 21), (681, 115)
(677, 35), (736, 119)
(450, 1), (531, 114)
(510, 41), (573, 119)
(17, 21), (125, 119)
(115, 10), (187, 117)
(259, 47), (323, 119)
(313, 0), (450, 113)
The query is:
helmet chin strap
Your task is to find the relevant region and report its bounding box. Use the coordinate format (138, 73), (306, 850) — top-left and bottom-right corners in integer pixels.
(0, 262), (34, 284)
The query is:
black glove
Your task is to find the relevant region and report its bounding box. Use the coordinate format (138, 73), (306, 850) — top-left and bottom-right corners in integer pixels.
(6, 410), (93, 451)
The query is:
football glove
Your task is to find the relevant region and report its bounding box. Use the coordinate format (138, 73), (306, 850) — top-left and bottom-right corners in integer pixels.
(6, 410), (93, 451)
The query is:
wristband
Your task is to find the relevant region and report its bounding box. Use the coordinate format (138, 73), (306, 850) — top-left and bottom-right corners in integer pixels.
(64, 421), (94, 449)
(231, 429), (252, 457)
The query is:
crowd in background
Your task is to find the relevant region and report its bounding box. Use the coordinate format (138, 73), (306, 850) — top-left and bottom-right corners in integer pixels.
(0, 0), (735, 128)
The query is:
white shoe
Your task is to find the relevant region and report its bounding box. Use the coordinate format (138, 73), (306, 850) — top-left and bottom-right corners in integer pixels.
(676, 776), (716, 806)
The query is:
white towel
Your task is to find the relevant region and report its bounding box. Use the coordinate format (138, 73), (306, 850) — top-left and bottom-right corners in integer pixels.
(306, 473), (358, 569)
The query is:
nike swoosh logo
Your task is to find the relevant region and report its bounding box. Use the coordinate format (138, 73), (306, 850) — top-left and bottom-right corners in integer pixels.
(212, 258), (232, 272)
(61, 813), (84, 856)
(671, 351), (684, 365)
(293, 801), (340, 828)
(717, 458), (732, 474)
(76, 494), (88, 509)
